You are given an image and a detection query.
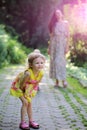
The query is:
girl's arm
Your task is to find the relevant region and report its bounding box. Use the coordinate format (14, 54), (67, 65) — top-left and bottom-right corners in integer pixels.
(20, 71), (30, 90)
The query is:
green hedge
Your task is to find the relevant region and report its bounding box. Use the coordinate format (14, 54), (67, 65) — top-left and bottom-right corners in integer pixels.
(69, 32), (87, 68)
(0, 25), (29, 68)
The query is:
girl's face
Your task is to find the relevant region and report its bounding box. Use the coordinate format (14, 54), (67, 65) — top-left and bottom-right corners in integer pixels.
(32, 57), (45, 72)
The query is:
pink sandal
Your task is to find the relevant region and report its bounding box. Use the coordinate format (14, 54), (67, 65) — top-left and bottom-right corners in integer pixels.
(19, 121), (30, 130)
(29, 120), (39, 129)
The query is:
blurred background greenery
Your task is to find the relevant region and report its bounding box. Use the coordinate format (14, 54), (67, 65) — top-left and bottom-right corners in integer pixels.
(0, 0), (87, 69)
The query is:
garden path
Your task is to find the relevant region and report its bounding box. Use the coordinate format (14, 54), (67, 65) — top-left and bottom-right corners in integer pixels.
(0, 61), (87, 130)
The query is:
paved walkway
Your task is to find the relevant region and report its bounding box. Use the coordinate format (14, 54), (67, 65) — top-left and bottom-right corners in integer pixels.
(0, 63), (87, 130)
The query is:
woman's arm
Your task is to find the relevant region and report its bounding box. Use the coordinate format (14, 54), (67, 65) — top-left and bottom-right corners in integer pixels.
(65, 21), (70, 54)
(47, 33), (53, 55)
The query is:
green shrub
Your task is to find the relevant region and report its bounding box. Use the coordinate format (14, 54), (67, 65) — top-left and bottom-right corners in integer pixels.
(83, 62), (87, 69)
(0, 24), (28, 68)
(7, 39), (26, 64)
(0, 25), (8, 67)
(69, 33), (87, 67)
(0, 41), (8, 67)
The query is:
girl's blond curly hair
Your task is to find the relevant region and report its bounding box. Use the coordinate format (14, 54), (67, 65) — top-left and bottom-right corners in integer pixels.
(28, 49), (45, 68)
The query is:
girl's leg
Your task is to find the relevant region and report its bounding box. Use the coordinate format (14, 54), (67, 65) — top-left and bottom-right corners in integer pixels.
(27, 102), (39, 129)
(20, 97), (28, 122)
(19, 97), (29, 129)
(20, 104), (27, 122)
(27, 102), (33, 121)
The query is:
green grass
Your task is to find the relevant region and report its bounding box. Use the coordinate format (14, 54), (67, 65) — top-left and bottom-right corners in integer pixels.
(67, 76), (87, 98)
(0, 87), (5, 95)
(0, 64), (25, 74)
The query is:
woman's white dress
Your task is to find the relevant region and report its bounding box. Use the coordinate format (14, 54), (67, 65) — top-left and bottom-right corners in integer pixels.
(49, 21), (69, 80)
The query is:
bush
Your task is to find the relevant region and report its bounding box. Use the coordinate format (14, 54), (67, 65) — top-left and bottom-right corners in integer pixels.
(69, 33), (87, 67)
(0, 40), (8, 67)
(0, 25), (8, 67)
(7, 39), (26, 64)
(0, 24), (29, 68)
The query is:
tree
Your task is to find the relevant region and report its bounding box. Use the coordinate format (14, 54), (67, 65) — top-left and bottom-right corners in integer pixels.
(0, 0), (81, 48)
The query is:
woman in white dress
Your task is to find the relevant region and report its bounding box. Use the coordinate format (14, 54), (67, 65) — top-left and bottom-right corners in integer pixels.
(48, 9), (70, 88)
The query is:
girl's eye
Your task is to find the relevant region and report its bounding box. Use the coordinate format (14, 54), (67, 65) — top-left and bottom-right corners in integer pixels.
(36, 62), (39, 64)
(35, 62), (44, 64)
(41, 62), (44, 64)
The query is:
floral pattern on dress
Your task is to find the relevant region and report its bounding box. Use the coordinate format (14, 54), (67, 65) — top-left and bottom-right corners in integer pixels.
(10, 69), (44, 102)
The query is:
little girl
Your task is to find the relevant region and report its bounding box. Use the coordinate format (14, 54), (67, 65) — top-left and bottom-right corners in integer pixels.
(10, 50), (45, 130)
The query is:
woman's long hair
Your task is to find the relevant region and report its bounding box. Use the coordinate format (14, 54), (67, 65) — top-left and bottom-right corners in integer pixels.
(48, 12), (58, 33)
(48, 9), (63, 33)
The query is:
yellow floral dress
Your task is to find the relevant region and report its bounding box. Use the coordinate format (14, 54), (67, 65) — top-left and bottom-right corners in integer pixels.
(10, 68), (44, 102)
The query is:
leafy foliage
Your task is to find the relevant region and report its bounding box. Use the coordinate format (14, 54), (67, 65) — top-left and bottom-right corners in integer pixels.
(0, 0), (72, 48)
(0, 25), (8, 67)
(67, 62), (87, 88)
(7, 39), (26, 64)
(69, 33), (87, 67)
(0, 25), (28, 68)
(0, 0), (54, 47)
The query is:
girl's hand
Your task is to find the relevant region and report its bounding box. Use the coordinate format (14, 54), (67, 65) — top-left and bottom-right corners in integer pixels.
(23, 97), (28, 104)
(20, 96), (28, 105)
